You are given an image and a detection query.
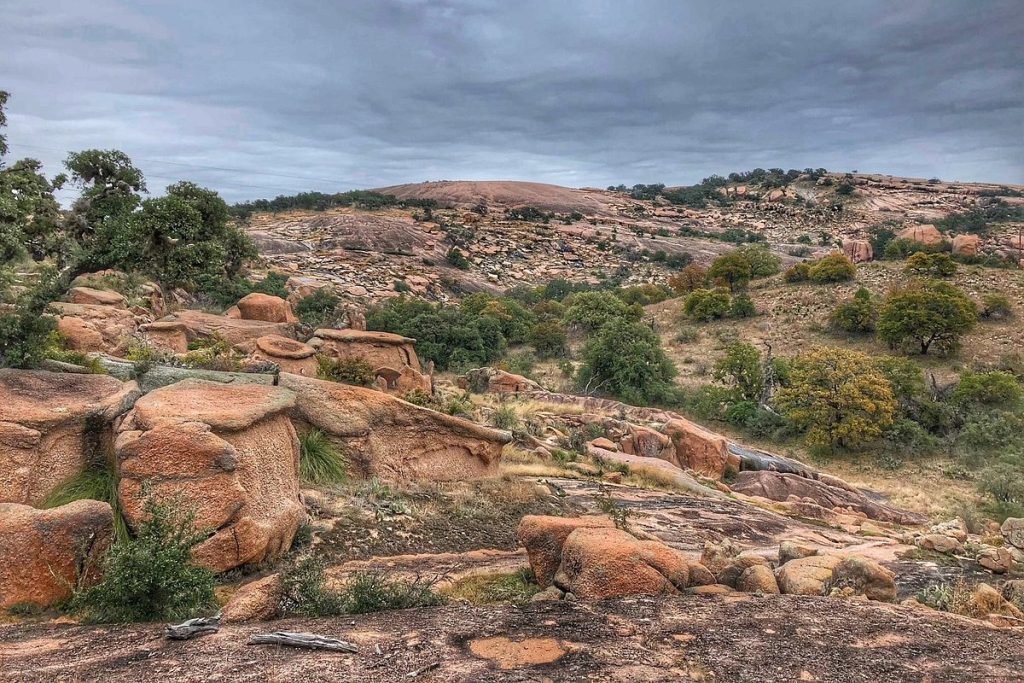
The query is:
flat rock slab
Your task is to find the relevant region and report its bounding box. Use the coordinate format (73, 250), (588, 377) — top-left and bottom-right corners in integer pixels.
(1, 595), (1020, 682)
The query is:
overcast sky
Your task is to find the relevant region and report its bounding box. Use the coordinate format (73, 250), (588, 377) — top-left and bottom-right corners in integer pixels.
(2, 0), (1022, 203)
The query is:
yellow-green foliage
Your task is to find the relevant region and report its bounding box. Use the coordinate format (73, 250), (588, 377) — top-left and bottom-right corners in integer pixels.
(774, 346), (897, 451)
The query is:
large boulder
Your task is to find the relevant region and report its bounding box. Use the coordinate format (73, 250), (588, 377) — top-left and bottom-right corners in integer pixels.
(897, 224), (943, 245)
(736, 564), (780, 594)
(460, 367), (541, 394)
(843, 240), (873, 263)
(51, 302), (144, 356)
(309, 329), (431, 394)
(252, 335), (318, 376)
(518, 515), (615, 588)
(138, 321), (189, 354)
(0, 370), (139, 505)
(952, 234), (980, 257)
(115, 380), (305, 573)
(222, 573), (283, 622)
(160, 310), (293, 353)
(662, 417), (739, 478)
(620, 424), (674, 461)
(280, 373), (510, 482)
(553, 527), (714, 599)
(0, 500), (113, 609)
(1001, 518), (1024, 550)
(236, 293), (298, 324)
(775, 555), (842, 596)
(68, 286), (128, 307)
(730, 470), (927, 525)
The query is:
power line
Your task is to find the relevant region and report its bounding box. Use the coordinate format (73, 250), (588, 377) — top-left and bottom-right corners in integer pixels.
(7, 142), (354, 187)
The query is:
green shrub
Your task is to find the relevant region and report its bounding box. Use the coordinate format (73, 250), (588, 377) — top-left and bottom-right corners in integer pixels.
(279, 555), (346, 617)
(502, 349), (537, 377)
(579, 319), (677, 405)
(250, 272), (290, 299)
(783, 262), (811, 282)
(729, 293), (756, 318)
(446, 248), (470, 270)
(830, 287), (877, 333)
(491, 404), (519, 431)
(981, 293), (1013, 320)
(70, 498), (216, 623)
(683, 288), (731, 322)
(977, 454), (1024, 520)
(904, 251), (956, 278)
(342, 571), (445, 614)
(951, 371), (1022, 408)
(955, 410), (1024, 458)
(528, 320), (567, 357)
(563, 290), (642, 331)
(299, 429), (348, 485)
(708, 252), (753, 291)
(883, 238), (940, 260)
(734, 244), (782, 278)
(317, 356), (376, 386)
(808, 253), (856, 282)
(713, 342), (764, 402)
(877, 280), (978, 355)
(295, 289), (342, 327)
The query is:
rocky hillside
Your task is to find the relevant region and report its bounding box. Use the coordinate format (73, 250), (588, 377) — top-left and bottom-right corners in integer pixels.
(244, 174), (1024, 304)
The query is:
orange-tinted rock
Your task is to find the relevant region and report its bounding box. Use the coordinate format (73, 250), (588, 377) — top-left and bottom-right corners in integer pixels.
(620, 425), (674, 460)
(252, 335), (318, 376)
(518, 515), (615, 587)
(139, 321), (189, 354)
(222, 573), (283, 622)
(843, 240), (873, 263)
(51, 302), (144, 356)
(0, 370), (139, 505)
(736, 564), (780, 594)
(897, 224), (943, 245)
(68, 286), (127, 307)
(663, 417), (739, 479)
(280, 373), (510, 482)
(553, 527), (713, 599)
(716, 555), (772, 588)
(161, 310), (293, 353)
(776, 555), (842, 596)
(116, 380), (305, 573)
(952, 234), (980, 256)
(590, 437), (617, 451)
(236, 293), (297, 323)
(0, 500), (113, 609)
(310, 328), (431, 394)
(831, 556), (896, 601)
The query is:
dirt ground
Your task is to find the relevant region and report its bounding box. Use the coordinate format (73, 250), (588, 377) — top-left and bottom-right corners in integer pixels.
(2, 595), (1021, 682)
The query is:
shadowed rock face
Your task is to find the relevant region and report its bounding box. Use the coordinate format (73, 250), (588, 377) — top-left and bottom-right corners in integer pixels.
(0, 500), (113, 609)
(0, 370), (139, 506)
(731, 470), (927, 525)
(279, 373), (510, 482)
(115, 379), (305, 573)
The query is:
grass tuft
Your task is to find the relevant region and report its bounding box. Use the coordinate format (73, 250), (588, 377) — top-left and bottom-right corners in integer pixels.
(443, 568), (540, 605)
(299, 429), (348, 486)
(42, 464), (129, 541)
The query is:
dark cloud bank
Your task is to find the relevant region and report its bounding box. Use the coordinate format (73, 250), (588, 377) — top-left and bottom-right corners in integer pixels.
(2, 0), (1022, 202)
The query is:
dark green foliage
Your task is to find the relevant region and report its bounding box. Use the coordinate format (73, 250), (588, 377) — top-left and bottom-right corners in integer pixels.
(563, 290), (642, 331)
(951, 371), (1022, 408)
(528, 320), (568, 357)
(615, 283), (674, 306)
(904, 251), (957, 277)
(713, 342), (764, 402)
(299, 429), (348, 485)
(446, 248), (470, 269)
(868, 225), (897, 256)
(836, 181), (856, 196)
(70, 498), (216, 623)
(808, 253), (856, 282)
(230, 190), (435, 219)
(883, 238), (943, 260)
(295, 289), (343, 327)
(937, 202), (1024, 235)
(831, 287), (877, 333)
(579, 319), (677, 405)
(250, 272), (290, 298)
(877, 280), (978, 354)
(683, 288), (731, 321)
(729, 293), (756, 318)
(734, 244), (782, 278)
(366, 297), (507, 371)
(708, 252), (752, 291)
(505, 206), (551, 222)
(977, 452), (1024, 520)
(0, 268), (63, 368)
(317, 356), (377, 386)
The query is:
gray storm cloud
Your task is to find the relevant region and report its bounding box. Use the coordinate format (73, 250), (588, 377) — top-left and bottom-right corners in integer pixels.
(1, 0), (1022, 202)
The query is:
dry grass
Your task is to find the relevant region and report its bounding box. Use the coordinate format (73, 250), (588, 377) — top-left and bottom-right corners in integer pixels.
(823, 459), (978, 521)
(500, 446), (578, 479)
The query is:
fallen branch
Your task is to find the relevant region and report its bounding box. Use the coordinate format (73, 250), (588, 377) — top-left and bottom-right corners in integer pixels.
(407, 661), (440, 677)
(247, 632), (359, 653)
(165, 614), (221, 640)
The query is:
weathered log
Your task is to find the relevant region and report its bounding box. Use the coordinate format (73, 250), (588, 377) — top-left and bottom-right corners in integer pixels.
(165, 614), (221, 640)
(247, 631), (359, 653)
